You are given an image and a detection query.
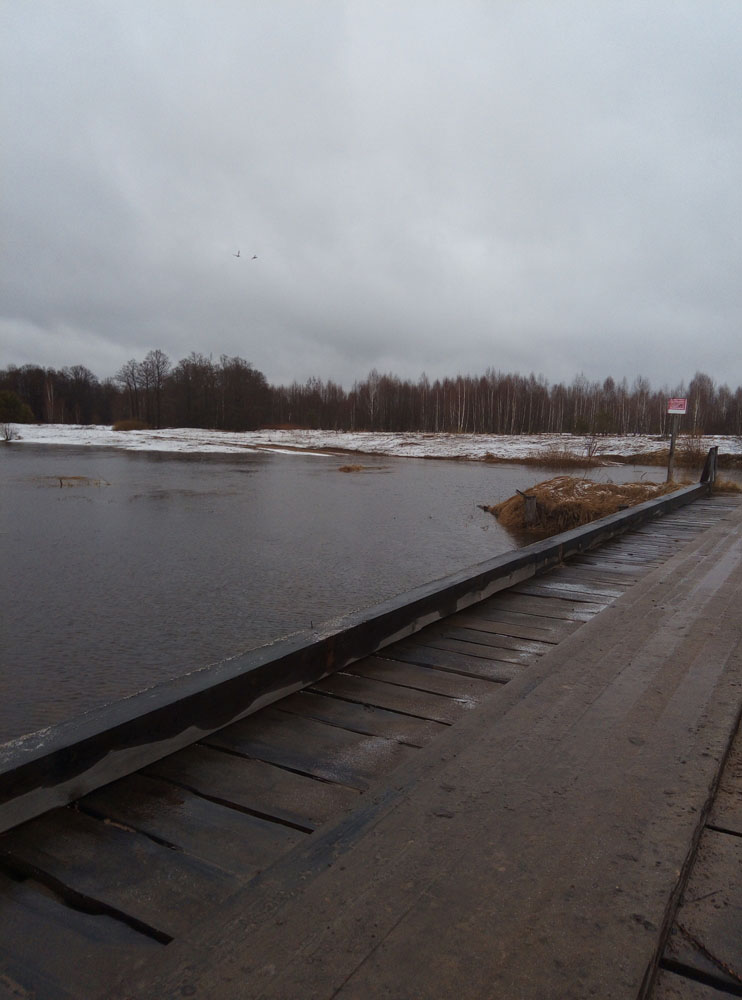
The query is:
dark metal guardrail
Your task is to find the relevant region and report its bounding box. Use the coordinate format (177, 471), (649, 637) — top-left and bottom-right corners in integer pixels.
(0, 480), (711, 834)
(700, 445), (718, 484)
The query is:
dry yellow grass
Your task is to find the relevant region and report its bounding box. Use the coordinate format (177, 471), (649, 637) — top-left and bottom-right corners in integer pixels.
(483, 476), (684, 540)
(485, 450), (600, 469)
(713, 478), (742, 493)
(601, 447), (705, 468)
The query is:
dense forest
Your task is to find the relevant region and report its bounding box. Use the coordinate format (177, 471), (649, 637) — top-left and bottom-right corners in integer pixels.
(1, 351), (741, 437)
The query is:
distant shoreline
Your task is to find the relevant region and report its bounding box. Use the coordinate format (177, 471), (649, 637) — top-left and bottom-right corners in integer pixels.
(5, 424), (741, 465)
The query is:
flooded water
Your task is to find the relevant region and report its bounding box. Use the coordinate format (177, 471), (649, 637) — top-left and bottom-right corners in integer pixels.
(2, 444), (672, 740)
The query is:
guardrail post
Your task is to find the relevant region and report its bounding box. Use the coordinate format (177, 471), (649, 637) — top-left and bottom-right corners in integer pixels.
(666, 413), (680, 482)
(700, 446), (718, 485)
(516, 489), (538, 526)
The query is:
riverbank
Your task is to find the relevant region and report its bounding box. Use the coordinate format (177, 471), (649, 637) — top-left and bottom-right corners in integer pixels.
(483, 476), (686, 540)
(5, 423), (742, 464)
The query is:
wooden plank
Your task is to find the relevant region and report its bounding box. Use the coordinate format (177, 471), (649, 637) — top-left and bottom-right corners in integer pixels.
(204, 708), (417, 790)
(623, 543), (684, 555)
(565, 565), (649, 582)
(645, 514), (715, 525)
(549, 561), (640, 582)
(349, 656), (500, 700)
(614, 534), (679, 546)
(423, 623), (552, 657)
(663, 829), (742, 993)
(643, 511), (704, 532)
(575, 552), (663, 569)
(549, 566), (641, 587)
(310, 673), (470, 725)
(146, 744), (359, 831)
(630, 538), (699, 552)
(510, 580), (615, 605)
(273, 691), (446, 748)
(708, 731), (742, 835)
(453, 605), (579, 640)
(586, 534), (662, 549)
(80, 773), (304, 878)
(483, 592), (600, 621)
(531, 572), (627, 599)
(380, 642), (522, 681)
(409, 634), (535, 665)
(690, 500), (737, 510)
(0, 869), (161, 1000)
(562, 538), (648, 564)
(568, 555), (653, 573)
(593, 550), (669, 564)
(653, 522), (716, 533)
(0, 808), (236, 940)
(445, 611), (568, 644)
(632, 528), (699, 542)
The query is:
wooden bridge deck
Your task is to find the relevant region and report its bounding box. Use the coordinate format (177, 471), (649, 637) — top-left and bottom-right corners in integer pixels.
(1, 492), (741, 998)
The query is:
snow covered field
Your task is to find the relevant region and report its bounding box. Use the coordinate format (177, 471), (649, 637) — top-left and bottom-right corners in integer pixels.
(5, 423), (741, 462)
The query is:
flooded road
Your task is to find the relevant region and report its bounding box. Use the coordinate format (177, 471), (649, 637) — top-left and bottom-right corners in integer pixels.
(2, 444), (670, 740)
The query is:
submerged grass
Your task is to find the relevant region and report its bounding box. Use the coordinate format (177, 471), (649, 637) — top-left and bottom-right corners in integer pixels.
(483, 476), (685, 540)
(337, 463), (391, 473)
(33, 475), (111, 488)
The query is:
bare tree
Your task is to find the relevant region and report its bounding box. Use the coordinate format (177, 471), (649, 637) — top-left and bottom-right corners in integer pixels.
(115, 359), (142, 420)
(140, 349), (171, 427)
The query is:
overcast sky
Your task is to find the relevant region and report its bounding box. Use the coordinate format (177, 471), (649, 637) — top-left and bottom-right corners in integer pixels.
(2, 1), (741, 391)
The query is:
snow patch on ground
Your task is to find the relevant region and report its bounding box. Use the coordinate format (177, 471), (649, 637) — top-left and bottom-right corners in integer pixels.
(5, 423), (741, 462)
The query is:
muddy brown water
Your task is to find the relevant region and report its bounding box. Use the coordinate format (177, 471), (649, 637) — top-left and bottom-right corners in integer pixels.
(1, 444), (682, 741)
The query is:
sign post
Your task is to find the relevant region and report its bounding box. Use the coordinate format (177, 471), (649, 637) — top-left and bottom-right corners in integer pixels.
(666, 398), (687, 482)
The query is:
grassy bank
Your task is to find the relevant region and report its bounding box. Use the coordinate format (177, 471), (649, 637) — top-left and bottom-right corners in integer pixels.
(482, 477), (686, 540)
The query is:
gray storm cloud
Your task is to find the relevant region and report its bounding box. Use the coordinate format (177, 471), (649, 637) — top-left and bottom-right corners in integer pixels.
(2, 0), (741, 390)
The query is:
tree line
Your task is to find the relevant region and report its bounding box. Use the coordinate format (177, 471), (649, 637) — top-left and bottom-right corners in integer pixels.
(2, 352), (741, 437)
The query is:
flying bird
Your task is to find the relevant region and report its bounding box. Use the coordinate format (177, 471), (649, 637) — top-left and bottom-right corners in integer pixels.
(252, 254), (258, 260)
(233, 250), (240, 258)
